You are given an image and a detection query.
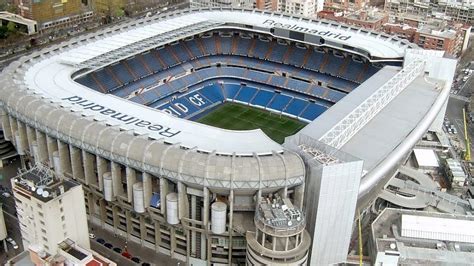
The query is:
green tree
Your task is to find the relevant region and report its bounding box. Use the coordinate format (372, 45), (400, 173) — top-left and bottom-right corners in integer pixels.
(0, 26), (8, 39)
(7, 21), (17, 33)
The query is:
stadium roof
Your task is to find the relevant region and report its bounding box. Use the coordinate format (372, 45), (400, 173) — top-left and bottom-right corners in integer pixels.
(61, 8), (413, 69)
(21, 8), (416, 156)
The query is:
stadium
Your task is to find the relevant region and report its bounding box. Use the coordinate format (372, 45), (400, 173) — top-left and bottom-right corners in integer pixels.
(0, 8), (455, 265)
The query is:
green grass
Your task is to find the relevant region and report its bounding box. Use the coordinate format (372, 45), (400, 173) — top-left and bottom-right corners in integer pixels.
(197, 103), (306, 144)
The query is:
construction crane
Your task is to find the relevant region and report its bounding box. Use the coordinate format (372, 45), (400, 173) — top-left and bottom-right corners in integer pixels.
(463, 107), (471, 161)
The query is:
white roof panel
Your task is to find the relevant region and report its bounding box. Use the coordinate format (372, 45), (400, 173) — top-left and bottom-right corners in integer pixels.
(413, 148), (439, 168)
(402, 214), (474, 243)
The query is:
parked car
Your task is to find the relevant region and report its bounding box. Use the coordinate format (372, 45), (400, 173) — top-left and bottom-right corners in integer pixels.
(131, 257), (141, 263)
(89, 233), (96, 239)
(96, 238), (106, 244)
(104, 243), (113, 249)
(121, 251), (132, 259)
(6, 237), (18, 249)
(113, 247), (122, 253)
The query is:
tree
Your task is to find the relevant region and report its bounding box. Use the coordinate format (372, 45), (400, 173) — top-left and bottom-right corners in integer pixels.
(7, 21), (17, 33)
(0, 26), (8, 39)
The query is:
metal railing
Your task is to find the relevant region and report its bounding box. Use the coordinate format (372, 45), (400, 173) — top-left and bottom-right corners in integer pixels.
(319, 60), (425, 149)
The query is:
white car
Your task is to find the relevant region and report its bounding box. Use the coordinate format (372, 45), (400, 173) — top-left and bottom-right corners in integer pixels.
(6, 237), (18, 249)
(89, 233), (96, 239)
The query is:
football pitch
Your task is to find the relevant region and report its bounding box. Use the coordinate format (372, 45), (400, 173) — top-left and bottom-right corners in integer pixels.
(197, 103), (306, 144)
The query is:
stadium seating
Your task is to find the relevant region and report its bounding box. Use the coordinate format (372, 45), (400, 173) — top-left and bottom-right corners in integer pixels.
(300, 102), (327, 121)
(285, 98), (309, 117)
(234, 86), (258, 103)
(268, 94), (292, 111)
(126, 57), (149, 78)
(76, 31), (383, 123)
(251, 89), (275, 107)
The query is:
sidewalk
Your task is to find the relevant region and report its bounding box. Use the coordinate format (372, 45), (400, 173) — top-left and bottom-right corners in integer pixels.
(90, 222), (182, 266)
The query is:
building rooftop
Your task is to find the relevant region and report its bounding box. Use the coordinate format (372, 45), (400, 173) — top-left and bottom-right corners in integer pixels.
(11, 164), (79, 203)
(413, 148), (439, 168)
(371, 208), (474, 264)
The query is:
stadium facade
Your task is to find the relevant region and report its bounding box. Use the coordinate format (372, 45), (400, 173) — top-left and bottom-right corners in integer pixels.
(0, 8), (455, 265)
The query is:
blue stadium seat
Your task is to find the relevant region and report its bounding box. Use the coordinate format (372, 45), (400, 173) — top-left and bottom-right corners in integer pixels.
(300, 103), (327, 121)
(200, 37), (217, 55)
(169, 44), (191, 62)
(252, 40), (268, 59)
(76, 76), (101, 92)
(93, 68), (119, 91)
(126, 57), (149, 78)
(287, 47), (306, 66)
(268, 94), (291, 111)
(251, 90), (274, 107)
(220, 36), (232, 54)
(224, 84), (241, 99)
(284, 98), (308, 116)
(157, 48), (179, 67)
(235, 86), (257, 102)
(305, 51), (324, 70)
(109, 63), (133, 84)
(344, 60), (363, 81)
(235, 37), (252, 56)
(268, 43), (287, 62)
(199, 84), (225, 102)
(323, 55), (344, 75)
(140, 52), (163, 73)
(185, 39), (205, 58)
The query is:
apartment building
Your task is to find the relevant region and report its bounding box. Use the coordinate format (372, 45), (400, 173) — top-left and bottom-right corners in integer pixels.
(11, 165), (90, 255)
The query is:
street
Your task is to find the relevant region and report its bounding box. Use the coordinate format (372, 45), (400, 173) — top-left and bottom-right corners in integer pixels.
(0, 158), (24, 263)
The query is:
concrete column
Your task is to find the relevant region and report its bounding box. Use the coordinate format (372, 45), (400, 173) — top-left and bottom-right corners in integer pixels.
(69, 145), (85, 180)
(203, 187), (210, 263)
(35, 130), (48, 163)
(83, 151), (95, 186)
(159, 177), (169, 216)
(294, 184), (305, 210)
(228, 190), (234, 264)
(99, 199), (106, 228)
(17, 122), (28, 154)
(186, 228), (191, 260)
(46, 135), (57, 164)
(112, 206), (119, 235)
(191, 195), (196, 256)
(26, 126), (35, 152)
(170, 227), (176, 258)
(9, 116), (17, 138)
(87, 192), (95, 217)
(125, 167), (136, 203)
(58, 141), (72, 175)
(111, 162), (123, 197)
(0, 110), (12, 141)
(142, 173), (153, 211)
(125, 210), (132, 239)
(139, 215), (146, 246)
(177, 182), (188, 219)
(154, 221), (161, 251)
(96, 156), (107, 191)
